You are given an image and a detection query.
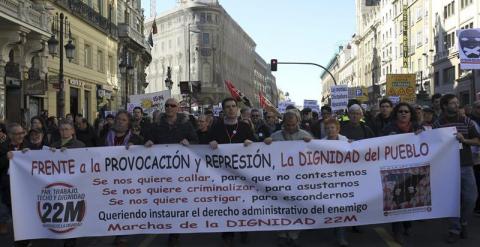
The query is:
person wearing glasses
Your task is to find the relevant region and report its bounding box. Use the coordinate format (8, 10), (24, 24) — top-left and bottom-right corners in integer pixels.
(380, 102), (424, 245)
(144, 98), (198, 147)
(0, 123), (27, 242)
(144, 98), (198, 247)
(250, 108), (271, 142)
(264, 111), (281, 134)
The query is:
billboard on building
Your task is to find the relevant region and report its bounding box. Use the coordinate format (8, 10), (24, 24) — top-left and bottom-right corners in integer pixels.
(458, 28), (480, 69)
(386, 74), (416, 103)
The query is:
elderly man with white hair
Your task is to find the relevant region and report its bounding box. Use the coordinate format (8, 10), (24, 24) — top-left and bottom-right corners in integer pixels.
(340, 104), (375, 141)
(264, 109), (312, 247)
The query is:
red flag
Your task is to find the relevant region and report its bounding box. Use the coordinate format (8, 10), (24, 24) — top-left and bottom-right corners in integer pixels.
(224, 80), (252, 107)
(224, 80), (241, 101)
(259, 92), (280, 115)
(152, 19), (158, 34)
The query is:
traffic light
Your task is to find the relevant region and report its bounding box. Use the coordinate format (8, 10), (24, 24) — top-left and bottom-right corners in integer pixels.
(270, 59), (278, 71)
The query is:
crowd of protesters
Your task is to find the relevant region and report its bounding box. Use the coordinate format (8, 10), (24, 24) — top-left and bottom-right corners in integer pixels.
(0, 93), (479, 247)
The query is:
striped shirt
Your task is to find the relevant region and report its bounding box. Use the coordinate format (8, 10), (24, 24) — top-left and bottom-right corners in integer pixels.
(433, 114), (480, 166)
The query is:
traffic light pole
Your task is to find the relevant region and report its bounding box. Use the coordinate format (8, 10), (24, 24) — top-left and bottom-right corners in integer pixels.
(276, 62), (337, 86)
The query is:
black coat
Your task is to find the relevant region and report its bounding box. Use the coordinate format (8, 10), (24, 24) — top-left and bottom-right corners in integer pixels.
(147, 113), (198, 144)
(0, 140), (28, 207)
(75, 125), (97, 147)
(51, 138), (86, 149)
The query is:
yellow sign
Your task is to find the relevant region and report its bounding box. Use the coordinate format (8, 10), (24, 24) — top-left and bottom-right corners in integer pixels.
(403, 5), (409, 68)
(386, 74), (416, 103)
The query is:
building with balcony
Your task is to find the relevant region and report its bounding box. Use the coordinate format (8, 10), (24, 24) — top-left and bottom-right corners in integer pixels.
(43, 0), (120, 122)
(117, 0), (151, 107)
(144, 0), (276, 110)
(432, 0), (479, 105)
(0, 0), (51, 123)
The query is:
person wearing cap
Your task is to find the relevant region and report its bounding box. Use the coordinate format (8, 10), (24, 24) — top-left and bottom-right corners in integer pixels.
(422, 106), (435, 130)
(340, 104), (375, 141)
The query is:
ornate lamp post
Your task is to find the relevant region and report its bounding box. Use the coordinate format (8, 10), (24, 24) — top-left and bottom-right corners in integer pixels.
(119, 48), (134, 109)
(47, 12), (75, 118)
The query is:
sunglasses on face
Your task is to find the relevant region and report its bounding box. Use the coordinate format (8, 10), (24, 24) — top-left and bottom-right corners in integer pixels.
(165, 104), (178, 108)
(398, 110), (410, 114)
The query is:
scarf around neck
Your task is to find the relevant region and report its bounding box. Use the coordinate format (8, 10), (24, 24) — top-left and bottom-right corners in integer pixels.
(106, 129), (132, 146)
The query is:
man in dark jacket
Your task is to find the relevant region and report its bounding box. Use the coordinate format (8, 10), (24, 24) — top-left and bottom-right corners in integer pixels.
(75, 118), (97, 147)
(144, 98), (198, 247)
(0, 123), (27, 240)
(145, 98), (198, 146)
(250, 108), (271, 141)
(51, 121), (85, 149)
(372, 98), (393, 136)
(340, 104), (375, 140)
(311, 105), (333, 139)
(133, 106), (151, 139)
(208, 97), (255, 247)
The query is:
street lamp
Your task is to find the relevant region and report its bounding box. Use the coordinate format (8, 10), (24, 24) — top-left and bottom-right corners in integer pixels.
(47, 12), (75, 118)
(119, 49), (134, 109)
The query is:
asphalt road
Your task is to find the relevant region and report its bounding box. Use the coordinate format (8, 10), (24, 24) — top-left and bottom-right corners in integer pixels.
(1, 216), (479, 246)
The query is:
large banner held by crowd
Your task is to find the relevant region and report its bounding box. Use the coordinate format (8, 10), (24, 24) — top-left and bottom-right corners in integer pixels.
(10, 128), (460, 241)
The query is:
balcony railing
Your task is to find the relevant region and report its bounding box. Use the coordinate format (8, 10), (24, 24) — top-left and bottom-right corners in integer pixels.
(0, 0), (50, 33)
(118, 23), (151, 52)
(56, 0), (118, 39)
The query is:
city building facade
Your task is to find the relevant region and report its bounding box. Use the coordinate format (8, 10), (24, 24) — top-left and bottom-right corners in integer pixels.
(117, 0), (152, 108)
(323, 0), (480, 107)
(45, 0), (119, 122)
(432, 0), (479, 105)
(144, 0), (277, 110)
(0, 0), (51, 123)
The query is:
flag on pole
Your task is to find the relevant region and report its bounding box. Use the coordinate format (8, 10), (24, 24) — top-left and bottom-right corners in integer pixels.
(148, 32), (153, 47)
(259, 92), (280, 115)
(224, 80), (252, 107)
(152, 18), (158, 34)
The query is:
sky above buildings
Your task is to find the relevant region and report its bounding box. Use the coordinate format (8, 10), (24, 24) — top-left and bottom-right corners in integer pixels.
(141, 0), (356, 106)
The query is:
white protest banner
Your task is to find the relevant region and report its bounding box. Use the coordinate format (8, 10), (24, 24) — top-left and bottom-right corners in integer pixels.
(10, 128), (460, 241)
(128, 90), (171, 114)
(331, 85), (349, 112)
(458, 28), (480, 69)
(278, 100), (295, 113)
(303, 100), (319, 112)
(212, 105), (222, 117)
